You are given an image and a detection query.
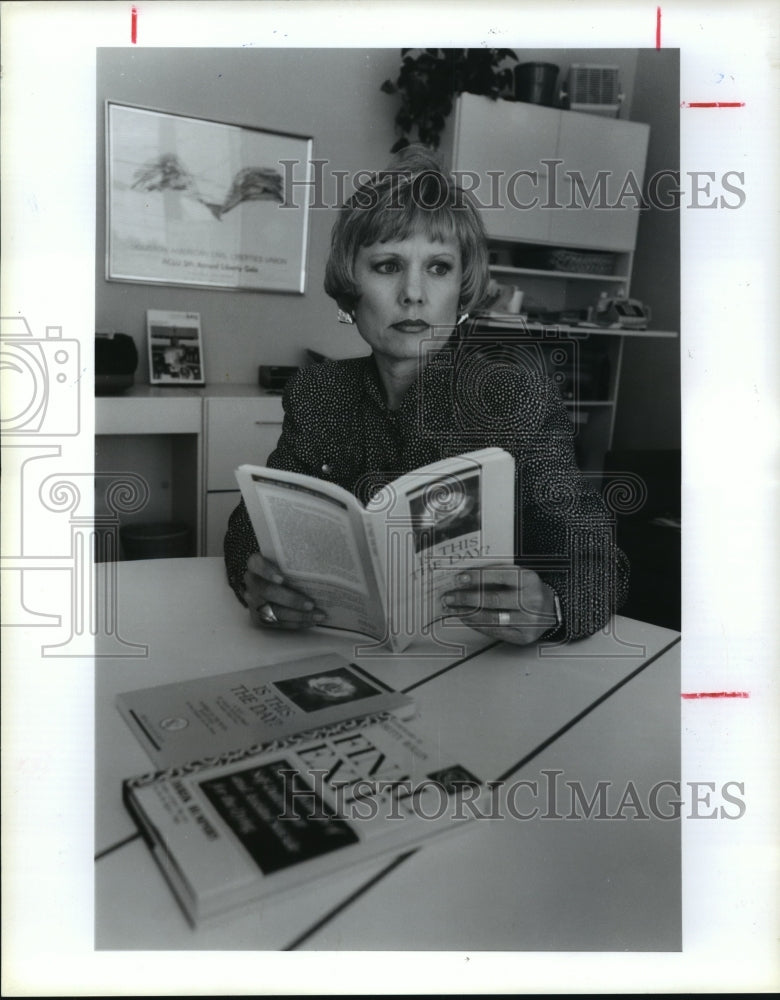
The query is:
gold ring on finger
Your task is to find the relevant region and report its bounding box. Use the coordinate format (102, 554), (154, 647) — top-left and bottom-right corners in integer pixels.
(258, 602), (278, 624)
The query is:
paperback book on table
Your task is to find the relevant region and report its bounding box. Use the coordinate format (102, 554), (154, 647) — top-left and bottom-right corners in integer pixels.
(117, 652), (417, 770)
(235, 447), (515, 652)
(121, 654), (487, 926)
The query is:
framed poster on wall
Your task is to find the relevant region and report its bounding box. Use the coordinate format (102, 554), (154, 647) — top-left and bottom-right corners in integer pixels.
(106, 102), (312, 293)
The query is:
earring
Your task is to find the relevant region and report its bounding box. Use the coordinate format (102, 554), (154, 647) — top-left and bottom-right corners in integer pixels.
(337, 308), (355, 325)
(456, 311), (469, 326)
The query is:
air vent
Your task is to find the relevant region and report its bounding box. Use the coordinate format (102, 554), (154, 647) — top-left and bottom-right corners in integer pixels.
(561, 64), (623, 117)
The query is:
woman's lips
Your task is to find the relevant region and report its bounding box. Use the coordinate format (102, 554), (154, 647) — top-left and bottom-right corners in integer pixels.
(391, 320), (429, 333)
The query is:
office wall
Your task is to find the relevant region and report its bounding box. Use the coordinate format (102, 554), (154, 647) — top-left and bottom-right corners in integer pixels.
(613, 48), (681, 450)
(96, 48), (401, 381)
(96, 47), (678, 452)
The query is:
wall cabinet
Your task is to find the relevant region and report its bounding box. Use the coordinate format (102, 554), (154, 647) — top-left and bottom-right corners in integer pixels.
(446, 96), (560, 244)
(549, 110), (649, 251)
(447, 93), (649, 252)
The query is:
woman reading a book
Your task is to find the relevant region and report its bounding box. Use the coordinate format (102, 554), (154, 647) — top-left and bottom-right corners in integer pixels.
(225, 147), (628, 645)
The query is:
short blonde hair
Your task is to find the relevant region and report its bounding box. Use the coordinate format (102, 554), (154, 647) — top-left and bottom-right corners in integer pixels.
(324, 146), (490, 315)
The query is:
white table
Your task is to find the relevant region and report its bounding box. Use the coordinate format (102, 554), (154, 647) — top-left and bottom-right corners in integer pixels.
(95, 558), (681, 951)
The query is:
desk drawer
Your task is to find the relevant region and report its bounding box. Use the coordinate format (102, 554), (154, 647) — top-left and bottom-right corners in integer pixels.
(205, 397), (283, 491)
(96, 395), (202, 434)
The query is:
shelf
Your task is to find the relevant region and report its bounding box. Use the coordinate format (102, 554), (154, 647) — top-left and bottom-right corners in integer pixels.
(489, 265), (630, 284)
(473, 316), (678, 339)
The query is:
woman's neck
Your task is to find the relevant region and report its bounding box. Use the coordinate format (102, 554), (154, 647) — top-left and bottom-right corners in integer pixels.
(373, 355), (422, 411)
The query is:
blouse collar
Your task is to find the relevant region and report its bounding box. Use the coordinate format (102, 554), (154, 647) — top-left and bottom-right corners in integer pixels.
(361, 330), (460, 415)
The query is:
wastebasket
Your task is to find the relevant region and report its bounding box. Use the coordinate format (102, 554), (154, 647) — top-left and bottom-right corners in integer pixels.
(120, 522), (192, 560)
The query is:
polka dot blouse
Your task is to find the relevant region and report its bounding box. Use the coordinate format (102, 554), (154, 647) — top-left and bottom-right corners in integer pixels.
(224, 341), (629, 641)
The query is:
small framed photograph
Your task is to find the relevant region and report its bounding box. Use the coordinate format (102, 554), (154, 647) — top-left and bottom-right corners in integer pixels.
(147, 309), (205, 386)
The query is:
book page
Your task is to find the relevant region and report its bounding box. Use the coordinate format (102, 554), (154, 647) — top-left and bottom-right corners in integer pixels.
(236, 465), (386, 639)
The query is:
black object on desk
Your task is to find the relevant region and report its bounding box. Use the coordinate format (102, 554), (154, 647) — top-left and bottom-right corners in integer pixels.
(95, 332), (138, 395)
(258, 365), (299, 393)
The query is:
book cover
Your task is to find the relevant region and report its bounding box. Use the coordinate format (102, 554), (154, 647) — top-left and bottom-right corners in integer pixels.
(146, 308), (205, 385)
(123, 712), (485, 925)
(117, 652), (416, 769)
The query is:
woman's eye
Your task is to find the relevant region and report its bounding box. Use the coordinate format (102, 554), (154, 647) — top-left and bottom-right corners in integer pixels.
(374, 260), (400, 274)
(429, 261), (452, 276)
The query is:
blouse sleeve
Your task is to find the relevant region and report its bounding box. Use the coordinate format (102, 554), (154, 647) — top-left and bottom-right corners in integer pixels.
(509, 373), (629, 641)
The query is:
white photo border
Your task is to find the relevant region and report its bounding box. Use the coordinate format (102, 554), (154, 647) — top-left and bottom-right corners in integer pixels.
(1, 1), (778, 996)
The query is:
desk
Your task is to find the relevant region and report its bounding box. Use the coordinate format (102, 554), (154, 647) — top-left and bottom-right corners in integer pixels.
(95, 558), (681, 951)
(95, 386), (284, 556)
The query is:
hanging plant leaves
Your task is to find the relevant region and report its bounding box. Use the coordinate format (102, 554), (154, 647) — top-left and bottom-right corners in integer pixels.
(381, 47), (517, 152)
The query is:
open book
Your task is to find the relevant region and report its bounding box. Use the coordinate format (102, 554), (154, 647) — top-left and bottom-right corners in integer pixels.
(235, 447), (515, 652)
(123, 700), (486, 926)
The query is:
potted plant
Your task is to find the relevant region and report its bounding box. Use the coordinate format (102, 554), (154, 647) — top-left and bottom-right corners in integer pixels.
(381, 48), (518, 152)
